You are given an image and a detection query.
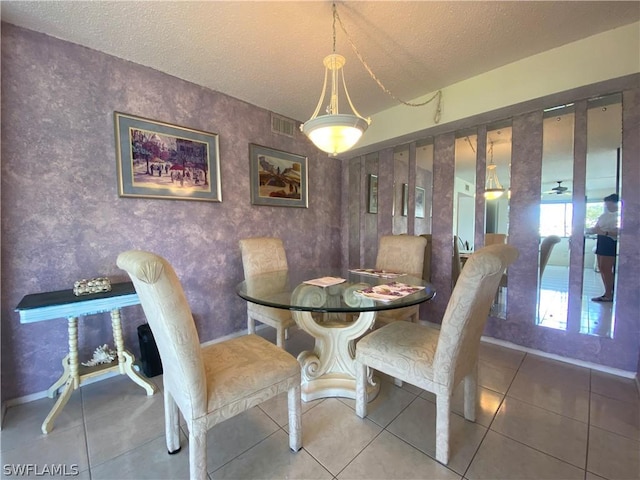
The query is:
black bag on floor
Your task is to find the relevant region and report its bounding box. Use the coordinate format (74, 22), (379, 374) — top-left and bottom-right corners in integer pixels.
(137, 323), (163, 377)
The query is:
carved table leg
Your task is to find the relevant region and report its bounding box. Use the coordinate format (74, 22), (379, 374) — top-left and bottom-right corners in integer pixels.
(47, 354), (71, 398)
(110, 308), (157, 396)
(41, 377), (75, 434)
(41, 316), (79, 433)
(122, 350), (157, 396)
(68, 316), (80, 389)
(110, 308), (127, 374)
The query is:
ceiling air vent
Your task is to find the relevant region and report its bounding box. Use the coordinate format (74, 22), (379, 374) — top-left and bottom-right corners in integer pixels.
(271, 114), (296, 138)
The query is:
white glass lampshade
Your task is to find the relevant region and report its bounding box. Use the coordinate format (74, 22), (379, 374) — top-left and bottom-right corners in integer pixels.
(484, 188), (505, 200)
(484, 160), (504, 200)
(302, 114), (369, 156)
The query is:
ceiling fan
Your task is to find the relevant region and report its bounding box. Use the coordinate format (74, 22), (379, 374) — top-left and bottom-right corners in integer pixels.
(545, 180), (572, 195)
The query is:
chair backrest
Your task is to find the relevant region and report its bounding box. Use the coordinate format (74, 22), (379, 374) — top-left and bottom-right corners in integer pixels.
(539, 235), (561, 278)
(239, 237), (288, 277)
(117, 250), (207, 419)
(485, 233), (507, 246)
(433, 244), (519, 389)
(452, 235), (462, 286)
(375, 235), (427, 278)
(420, 234), (432, 281)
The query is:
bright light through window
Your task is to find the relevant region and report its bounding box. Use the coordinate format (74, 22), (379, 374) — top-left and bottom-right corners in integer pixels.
(540, 203), (573, 237)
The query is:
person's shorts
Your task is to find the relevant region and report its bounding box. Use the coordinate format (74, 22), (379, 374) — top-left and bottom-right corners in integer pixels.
(595, 235), (616, 257)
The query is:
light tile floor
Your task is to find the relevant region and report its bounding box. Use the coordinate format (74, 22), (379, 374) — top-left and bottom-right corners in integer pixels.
(1, 327), (638, 480)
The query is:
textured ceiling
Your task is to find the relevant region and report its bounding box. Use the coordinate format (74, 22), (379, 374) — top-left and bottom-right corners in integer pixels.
(2, 1), (639, 124)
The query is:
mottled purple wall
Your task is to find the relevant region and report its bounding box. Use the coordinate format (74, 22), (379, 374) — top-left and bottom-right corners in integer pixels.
(504, 112), (543, 327)
(1, 24), (343, 400)
(428, 133), (456, 321)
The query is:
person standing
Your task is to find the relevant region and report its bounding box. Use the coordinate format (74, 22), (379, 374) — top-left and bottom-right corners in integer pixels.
(586, 193), (619, 302)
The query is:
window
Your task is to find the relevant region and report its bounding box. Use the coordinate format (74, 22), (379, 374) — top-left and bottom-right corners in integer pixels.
(539, 202), (572, 237)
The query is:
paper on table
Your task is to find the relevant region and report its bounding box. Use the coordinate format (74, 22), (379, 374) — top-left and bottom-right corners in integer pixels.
(349, 268), (405, 278)
(356, 282), (425, 302)
(303, 277), (346, 288)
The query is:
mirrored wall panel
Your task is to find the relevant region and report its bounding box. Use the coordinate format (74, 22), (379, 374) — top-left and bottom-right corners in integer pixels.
(393, 146), (409, 234)
(580, 93), (622, 338)
(486, 125), (511, 318)
(537, 105), (575, 330)
(453, 132), (477, 287)
(415, 141), (434, 235)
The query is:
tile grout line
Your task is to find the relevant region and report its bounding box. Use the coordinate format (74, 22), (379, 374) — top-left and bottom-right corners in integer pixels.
(583, 368), (592, 480)
(334, 420), (386, 478)
(333, 381), (423, 477)
(80, 388), (93, 479)
(294, 431), (338, 479)
(461, 351), (528, 479)
(486, 429), (588, 473)
(83, 376), (173, 475)
(496, 353), (590, 470)
(208, 427), (284, 478)
(381, 428), (461, 479)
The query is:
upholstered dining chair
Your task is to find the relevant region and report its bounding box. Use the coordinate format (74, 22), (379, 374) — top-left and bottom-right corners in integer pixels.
(117, 250), (301, 480)
(239, 237), (295, 348)
(421, 234), (433, 282)
(374, 234), (428, 325)
(354, 244), (519, 465)
(452, 235), (462, 287)
(539, 235), (561, 279)
(485, 233), (507, 246)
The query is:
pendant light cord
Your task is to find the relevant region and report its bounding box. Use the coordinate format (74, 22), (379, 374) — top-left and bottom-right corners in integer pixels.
(332, 3), (442, 124)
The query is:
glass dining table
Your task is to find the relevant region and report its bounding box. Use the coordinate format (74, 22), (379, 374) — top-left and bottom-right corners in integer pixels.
(236, 268), (435, 402)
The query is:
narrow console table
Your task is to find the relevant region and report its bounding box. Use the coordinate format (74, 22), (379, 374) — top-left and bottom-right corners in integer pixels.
(15, 282), (157, 434)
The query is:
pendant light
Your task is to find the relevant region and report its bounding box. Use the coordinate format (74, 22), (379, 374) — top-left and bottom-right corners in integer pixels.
(484, 141), (505, 200)
(300, 3), (370, 156)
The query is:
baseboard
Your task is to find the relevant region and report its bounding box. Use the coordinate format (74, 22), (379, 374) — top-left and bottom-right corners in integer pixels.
(4, 369), (122, 409)
(481, 336), (636, 379)
(5, 326), (265, 410)
(200, 324), (269, 348)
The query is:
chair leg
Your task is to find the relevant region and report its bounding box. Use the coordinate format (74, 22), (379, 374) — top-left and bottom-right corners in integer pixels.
(463, 368), (477, 422)
(355, 361), (368, 418)
(393, 377), (404, 387)
(276, 326), (286, 348)
(287, 384), (302, 452)
(435, 394), (451, 465)
(188, 419), (208, 480)
(165, 389), (181, 454)
(247, 315), (255, 335)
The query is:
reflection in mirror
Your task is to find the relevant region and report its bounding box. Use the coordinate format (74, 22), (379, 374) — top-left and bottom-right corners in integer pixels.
(485, 125), (512, 318)
(362, 152), (379, 268)
(537, 105), (575, 330)
(580, 94), (621, 338)
(453, 132), (476, 286)
(393, 146), (409, 234)
(415, 141), (434, 235)
(454, 133), (476, 250)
